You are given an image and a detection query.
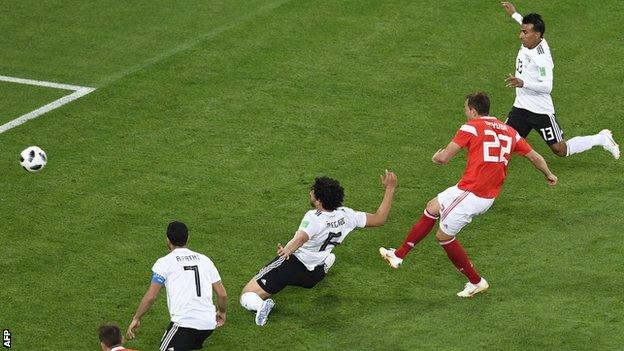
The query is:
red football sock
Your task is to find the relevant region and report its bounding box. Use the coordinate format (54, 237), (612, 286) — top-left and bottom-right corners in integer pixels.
(440, 238), (481, 284)
(394, 210), (438, 259)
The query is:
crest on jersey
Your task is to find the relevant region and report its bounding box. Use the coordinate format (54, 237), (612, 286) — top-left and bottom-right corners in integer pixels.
(300, 220), (310, 228)
(539, 67), (546, 77)
(524, 54), (531, 63)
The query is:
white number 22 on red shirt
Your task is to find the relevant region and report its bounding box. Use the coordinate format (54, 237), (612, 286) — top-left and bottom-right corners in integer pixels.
(483, 130), (512, 165)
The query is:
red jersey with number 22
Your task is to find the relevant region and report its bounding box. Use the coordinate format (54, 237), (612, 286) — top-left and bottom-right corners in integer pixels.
(452, 116), (532, 199)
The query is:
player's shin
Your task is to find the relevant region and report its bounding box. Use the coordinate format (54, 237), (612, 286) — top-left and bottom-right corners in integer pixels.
(439, 238), (481, 284)
(240, 292), (264, 312)
(395, 210), (438, 259)
(565, 134), (603, 156)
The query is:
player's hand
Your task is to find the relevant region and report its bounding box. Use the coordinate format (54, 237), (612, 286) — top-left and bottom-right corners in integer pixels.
(501, 2), (516, 16)
(546, 173), (558, 186)
(432, 149), (445, 164)
(505, 74), (524, 88)
(126, 318), (140, 340)
(277, 243), (290, 260)
(380, 169), (397, 189)
(216, 311), (226, 327)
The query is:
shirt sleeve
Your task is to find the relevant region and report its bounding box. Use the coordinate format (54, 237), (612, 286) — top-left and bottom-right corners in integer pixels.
(342, 207), (367, 228)
(512, 133), (533, 155)
(298, 211), (323, 238)
(522, 77), (552, 94)
(452, 124), (477, 148)
(151, 258), (167, 285)
(207, 260), (222, 284)
(523, 53), (554, 93)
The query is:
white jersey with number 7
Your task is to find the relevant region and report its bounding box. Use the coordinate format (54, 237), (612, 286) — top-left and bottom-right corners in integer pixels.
(151, 247), (222, 330)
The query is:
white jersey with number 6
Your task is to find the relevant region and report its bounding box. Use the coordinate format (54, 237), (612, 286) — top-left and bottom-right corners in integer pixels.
(152, 248), (221, 330)
(293, 207), (367, 271)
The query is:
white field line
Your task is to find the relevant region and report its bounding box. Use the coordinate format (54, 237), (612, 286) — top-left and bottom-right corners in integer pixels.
(0, 75), (96, 134)
(0, 75), (88, 91)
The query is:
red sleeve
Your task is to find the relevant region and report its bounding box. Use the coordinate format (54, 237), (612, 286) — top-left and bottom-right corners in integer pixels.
(452, 130), (473, 148)
(513, 136), (533, 155)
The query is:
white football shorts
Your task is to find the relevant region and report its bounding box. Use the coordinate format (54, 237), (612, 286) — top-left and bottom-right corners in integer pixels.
(437, 185), (494, 236)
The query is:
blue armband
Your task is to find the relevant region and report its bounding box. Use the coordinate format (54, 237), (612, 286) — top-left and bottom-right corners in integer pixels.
(152, 272), (166, 285)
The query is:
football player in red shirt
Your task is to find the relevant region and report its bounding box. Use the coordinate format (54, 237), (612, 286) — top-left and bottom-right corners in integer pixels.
(380, 92), (557, 297)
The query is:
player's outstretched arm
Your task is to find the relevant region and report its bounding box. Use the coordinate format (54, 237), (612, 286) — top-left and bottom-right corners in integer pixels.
(277, 230), (310, 259)
(127, 283), (162, 339)
(501, 2), (523, 24)
(365, 170), (397, 227)
(212, 281), (228, 327)
(432, 142), (462, 165)
(524, 150), (558, 186)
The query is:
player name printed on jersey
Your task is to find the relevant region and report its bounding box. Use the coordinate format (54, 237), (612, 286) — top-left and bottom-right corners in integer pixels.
(483, 120), (509, 131)
(175, 254), (200, 262)
(327, 217), (346, 228)
(294, 207), (367, 270)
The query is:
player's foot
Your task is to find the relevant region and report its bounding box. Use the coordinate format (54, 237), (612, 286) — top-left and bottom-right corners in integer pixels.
(323, 253), (336, 274)
(255, 299), (275, 326)
(379, 247), (403, 269)
(599, 129), (620, 159)
(457, 278), (489, 298)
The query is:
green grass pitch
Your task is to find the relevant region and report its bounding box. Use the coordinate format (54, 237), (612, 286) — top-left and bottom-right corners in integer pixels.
(1, 1), (622, 349)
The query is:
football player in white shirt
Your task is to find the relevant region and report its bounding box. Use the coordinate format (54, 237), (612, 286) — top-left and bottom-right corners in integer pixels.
(240, 171), (397, 326)
(501, 2), (619, 159)
(126, 221), (228, 351)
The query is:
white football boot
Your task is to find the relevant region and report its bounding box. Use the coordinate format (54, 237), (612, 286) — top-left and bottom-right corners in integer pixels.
(324, 253), (336, 274)
(379, 247), (403, 269)
(255, 299), (275, 326)
(599, 129), (620, 159)
(456, 278), (489, 298)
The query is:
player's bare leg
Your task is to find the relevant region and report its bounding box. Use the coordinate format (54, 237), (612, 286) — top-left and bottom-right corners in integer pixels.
(436, 229), (488, 297)
(549, 141), (568, 157)
(241, 279), (275, 326)
(242, 278), (271, 299)
(380, 197), (440, 268)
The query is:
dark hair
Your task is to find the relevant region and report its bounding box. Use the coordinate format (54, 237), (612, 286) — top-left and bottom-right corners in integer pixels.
(311, 177), (344, 211)
(167, 221), (188, 246)
(98, 324), (122, 348)
(522, 13), (545, 37)
(465, 92), (490, 116)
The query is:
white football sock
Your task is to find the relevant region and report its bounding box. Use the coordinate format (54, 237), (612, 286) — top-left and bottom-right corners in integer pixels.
(240, 292), (264, 312)
(566, 134), (602, 156)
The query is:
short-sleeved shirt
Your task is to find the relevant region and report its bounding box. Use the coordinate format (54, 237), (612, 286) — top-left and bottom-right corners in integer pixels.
(452, 116), (533, 199)
(151, 248), (221, 330)
(514, 39), (555, 114)
(293, 207), (367, 271)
